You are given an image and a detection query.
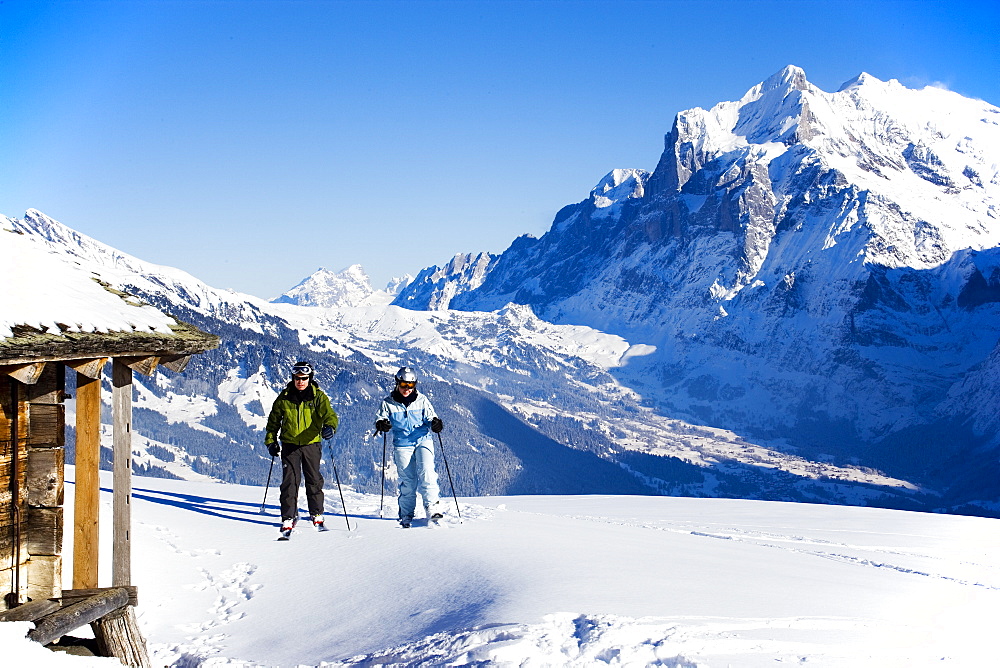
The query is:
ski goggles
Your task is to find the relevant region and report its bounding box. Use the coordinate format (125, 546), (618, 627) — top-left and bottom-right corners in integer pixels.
(292, 362), (314, 377)
(397, 381), (416, 389)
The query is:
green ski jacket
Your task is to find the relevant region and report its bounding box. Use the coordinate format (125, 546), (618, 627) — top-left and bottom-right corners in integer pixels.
(264, 383), (339, 446)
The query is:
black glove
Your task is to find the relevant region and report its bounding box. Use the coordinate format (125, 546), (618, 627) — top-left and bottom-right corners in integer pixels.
(375, 419), (392, 433)
(321, 425), (335, 440)
(431, 417), (443, 433)
(267, 442), (280, 457)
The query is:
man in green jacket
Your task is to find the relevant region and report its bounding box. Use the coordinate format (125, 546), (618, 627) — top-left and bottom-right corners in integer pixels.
(265, 361), (339, 533)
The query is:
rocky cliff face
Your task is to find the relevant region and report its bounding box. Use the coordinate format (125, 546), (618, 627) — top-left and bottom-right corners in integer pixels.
(396, 66), (1000, 501)
(392, 252), (497, 310)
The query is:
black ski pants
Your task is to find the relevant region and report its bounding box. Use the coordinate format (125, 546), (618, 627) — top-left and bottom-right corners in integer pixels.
(279, 441), (324, 521)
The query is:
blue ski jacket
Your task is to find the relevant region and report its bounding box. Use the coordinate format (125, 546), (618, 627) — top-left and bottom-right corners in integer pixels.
(376, 391), (438, 448)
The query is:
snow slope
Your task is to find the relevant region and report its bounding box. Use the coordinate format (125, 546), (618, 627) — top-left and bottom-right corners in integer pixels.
(0, 215), (180, 338)
(10, 470), (997, 667)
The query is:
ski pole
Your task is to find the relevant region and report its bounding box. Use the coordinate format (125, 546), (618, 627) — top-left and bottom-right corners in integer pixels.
(379, 431), (387, 518)
(435, 431), (462, 522)
(260, 454), (276, 515)
(327, 443), (352, 531)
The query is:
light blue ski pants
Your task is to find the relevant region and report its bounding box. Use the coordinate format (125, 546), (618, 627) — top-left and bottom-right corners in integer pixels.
(393, 441), (440, 520)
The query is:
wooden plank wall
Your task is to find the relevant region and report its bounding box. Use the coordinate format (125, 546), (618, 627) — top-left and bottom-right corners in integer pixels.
(1, 377), (30, 608)
(25, 364), (66, 603)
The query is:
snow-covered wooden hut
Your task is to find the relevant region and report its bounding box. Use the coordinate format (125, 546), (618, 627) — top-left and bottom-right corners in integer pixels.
(1, 220), (218, 664)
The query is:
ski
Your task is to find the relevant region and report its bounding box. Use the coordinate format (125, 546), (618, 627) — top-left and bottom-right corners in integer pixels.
(315, 522), (329, 532)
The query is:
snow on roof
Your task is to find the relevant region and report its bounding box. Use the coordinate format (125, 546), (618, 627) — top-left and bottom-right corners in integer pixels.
(1, 217), (203, 357)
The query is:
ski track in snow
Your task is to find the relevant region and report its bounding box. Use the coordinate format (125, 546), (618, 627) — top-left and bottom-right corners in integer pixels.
(541, 512), (1000, 592)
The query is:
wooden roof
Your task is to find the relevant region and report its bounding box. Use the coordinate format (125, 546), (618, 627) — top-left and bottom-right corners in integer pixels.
(0, 319), (219, 366)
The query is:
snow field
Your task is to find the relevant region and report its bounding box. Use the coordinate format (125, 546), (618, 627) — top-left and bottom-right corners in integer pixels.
(18, 468), (989, 667)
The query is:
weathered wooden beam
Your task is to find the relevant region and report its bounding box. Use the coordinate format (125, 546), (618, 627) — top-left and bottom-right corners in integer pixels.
(26, 586), (129, 646)
(1, 376), (30, 438)
(26, 554), (62, 601)
(1, 362), (46, 385)
(26, 447), (64, 507)
(65, 357), (108, 380)
(117, 356), (159, 377)
(92, 604), (151, 668)
(27, 404), (64, 448)
(26, 507), (63, 556)
(74, 372), (101, 590)
(111, 360), (132, 587)
(62, 586), (139, 608)
(25, 363), (65, 404)
(159, 354), (191, 373)
(0, 597), (59, 622)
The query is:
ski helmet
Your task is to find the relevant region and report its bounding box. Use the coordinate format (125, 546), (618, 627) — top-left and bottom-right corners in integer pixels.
(394, 367), (417, 385)
(292, 361), (314, 379)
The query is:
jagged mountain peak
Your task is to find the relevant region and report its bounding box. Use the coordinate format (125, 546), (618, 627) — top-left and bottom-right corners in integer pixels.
(651, 67), (1000, 264)
(271, 264), (384, 308)
(750, 64), (811, 97)
(590, 169), (649, 211)
(391, 251), (499, 310)
(385, 274), (414, 296)
(836, 71), (881, 92)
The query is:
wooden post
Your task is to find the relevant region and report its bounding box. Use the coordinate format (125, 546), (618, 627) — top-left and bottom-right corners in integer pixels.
(74, 371), (102, 589)
(92, 605), (152, 668)
(111, 360), (132, 587)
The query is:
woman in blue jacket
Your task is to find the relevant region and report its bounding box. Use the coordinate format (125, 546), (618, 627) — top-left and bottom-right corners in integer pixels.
(375, 367), (444, 527)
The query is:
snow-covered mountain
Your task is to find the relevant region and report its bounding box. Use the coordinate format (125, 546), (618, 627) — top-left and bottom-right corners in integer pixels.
(392, 252), (497, 311)
(6, 207), (929, 511)
(270, 264), (407, 308)
(8, 65), (1000, 514)
(394, 66), (1000, 511)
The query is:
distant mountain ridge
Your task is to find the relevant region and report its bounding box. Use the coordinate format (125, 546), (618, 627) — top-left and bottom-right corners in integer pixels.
(271, 265), (407, 308)
(7, 205), (933, 512)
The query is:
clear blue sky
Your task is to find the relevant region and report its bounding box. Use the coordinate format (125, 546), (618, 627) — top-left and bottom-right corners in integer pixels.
(3, 0), (998, 299)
